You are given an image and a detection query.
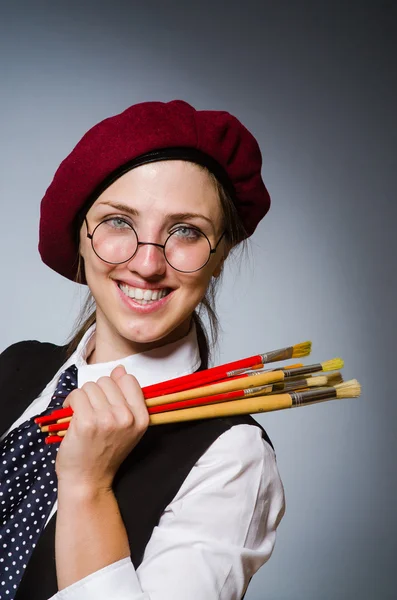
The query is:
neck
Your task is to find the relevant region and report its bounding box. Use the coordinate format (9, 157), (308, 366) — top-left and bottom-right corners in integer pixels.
(86, 316), (193, 365)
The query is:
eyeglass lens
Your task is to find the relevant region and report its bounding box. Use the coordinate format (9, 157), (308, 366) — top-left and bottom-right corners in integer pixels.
(91, 219), (213, 272)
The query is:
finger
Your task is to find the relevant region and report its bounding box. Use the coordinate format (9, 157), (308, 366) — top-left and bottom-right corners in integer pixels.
(96, 374), (146, 431)
(85, 377), (136, 433)
(62, 387), (84, 410)
(110, 364), (127, 382)
(116, 374), (149, 431)
(62, 368), (127, 409)
(95, 376), (127, 409)
(62, 389), (76, 409)
(81, 380), (114, 410)
(62, 389), (95, 429)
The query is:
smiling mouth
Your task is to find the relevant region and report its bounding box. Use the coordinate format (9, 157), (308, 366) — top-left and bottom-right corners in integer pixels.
(117, 282), (172, 304)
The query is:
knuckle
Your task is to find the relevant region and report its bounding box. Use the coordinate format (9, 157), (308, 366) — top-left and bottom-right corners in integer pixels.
(124, 373), (141, 390)
(97, 375), (111, 386)
(136, 410), (150, 432)
(82, 381), (95, 393)
(119, 411), (135, 428)
(78, 419), (95, 435)
(97, 413), (116, 431)
(141, 411), (150, 429)
(66, 388), (83, 406)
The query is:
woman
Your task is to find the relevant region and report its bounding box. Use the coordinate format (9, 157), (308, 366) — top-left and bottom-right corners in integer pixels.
(0, 100), (285, 600)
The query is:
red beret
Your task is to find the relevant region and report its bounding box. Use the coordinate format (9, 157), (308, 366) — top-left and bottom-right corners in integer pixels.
(39, 99), (271, 281)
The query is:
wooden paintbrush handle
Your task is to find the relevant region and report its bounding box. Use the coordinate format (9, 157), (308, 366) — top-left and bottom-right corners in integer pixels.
(43, 393), (293, 441)
(149, 393), (293, 424)
(146, 370), (286, 407)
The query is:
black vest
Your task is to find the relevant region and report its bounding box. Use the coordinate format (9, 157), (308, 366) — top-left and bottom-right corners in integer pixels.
(0, 340), (274, 599)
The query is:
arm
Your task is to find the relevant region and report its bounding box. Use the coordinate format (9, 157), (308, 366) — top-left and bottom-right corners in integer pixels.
(49, 424), (285, 600)
(137, 424), (285, 600)
(51, 365), (150, 599)
(55, 482), (131, 590)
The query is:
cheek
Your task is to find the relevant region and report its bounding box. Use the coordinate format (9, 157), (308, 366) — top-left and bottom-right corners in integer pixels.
(89, 259), (111, 275)
(79, 231), (90, 260)
(180, 268), (214, 299)
(83, 252), (115, 295)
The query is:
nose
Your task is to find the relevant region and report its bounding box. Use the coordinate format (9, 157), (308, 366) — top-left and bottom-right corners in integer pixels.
(126, 241), (167, 277)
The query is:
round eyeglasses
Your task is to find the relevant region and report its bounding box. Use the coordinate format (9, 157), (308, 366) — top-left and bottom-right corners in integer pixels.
(85, 216), (226, 273)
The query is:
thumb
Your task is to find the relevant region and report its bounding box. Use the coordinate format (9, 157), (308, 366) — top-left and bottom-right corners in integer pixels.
(111, 364), (127, 382)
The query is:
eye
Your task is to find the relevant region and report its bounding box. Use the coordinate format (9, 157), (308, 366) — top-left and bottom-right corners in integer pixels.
(104, 217), (132, 230)
(171, 226), (202, 240)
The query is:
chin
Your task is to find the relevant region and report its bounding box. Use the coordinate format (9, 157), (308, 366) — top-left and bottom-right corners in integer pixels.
(116, 320), (173, 345)
(122, 316), (191, 347)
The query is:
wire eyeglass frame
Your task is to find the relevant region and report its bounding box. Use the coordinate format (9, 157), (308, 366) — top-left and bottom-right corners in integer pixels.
(84, 216), (226, 273)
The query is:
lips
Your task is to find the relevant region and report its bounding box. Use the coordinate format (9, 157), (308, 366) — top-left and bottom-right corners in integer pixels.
(116, 278), (171, 291)
(114, 279), (174, 314)
(117, 281), (172, 302)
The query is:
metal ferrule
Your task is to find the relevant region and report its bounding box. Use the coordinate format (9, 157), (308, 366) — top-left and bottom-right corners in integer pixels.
(283, 363), (322, 378)
(248, 369), (267, 376)
(244, 385), (272, 395)
(291, 388), (337, 406)
(227, 367), (254, 376)
(282, 378), (307, 391)
(260, 346), (293, 364)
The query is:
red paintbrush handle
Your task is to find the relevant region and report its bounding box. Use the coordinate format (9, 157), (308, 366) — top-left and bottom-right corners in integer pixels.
(36, 376), (250, 425)
(35, 406), (73, 425)
(42, 388), (248, 441)
(43, 389), (245, 431)
(202, 373), (248, 385)
(148, 388), (244, 413)
(143, 355), (262, 398)
(34, 364), (258, 425)
(45, 435), (64, 444)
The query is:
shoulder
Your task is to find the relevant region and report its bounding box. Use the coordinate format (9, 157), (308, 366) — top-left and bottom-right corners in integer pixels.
(0, 339), (69, 397)
(1, 339), (48, 355)
(0, 339), (67, 370)
(217, 414), (275, 451)
(199, 423), (276, 470)
(1, 339), (64, 357)
(173, 423), (285, 512)
(196, 424), (285, 509)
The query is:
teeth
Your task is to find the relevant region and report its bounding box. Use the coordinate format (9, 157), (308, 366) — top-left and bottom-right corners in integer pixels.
(118, 283), (169, 302)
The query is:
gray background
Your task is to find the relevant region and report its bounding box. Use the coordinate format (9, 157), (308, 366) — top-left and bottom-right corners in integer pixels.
(1, 0), (396, 598)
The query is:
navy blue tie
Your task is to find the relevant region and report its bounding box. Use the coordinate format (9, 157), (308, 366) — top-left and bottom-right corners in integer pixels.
(0, 364), (78, 599)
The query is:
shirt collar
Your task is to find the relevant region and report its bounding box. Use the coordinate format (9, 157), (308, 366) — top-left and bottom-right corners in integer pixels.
(74, 321), (202, 389)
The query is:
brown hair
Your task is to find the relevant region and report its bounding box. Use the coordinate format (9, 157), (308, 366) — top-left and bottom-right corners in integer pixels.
(64, 167), (249, 368)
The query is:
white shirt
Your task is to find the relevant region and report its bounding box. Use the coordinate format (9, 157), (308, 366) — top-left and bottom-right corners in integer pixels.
(2, 323), (286, 600)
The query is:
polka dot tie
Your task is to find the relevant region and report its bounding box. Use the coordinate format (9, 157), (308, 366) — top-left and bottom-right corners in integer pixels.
(0, 364), (78, 599)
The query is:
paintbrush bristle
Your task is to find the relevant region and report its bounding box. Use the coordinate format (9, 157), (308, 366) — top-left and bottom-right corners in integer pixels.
(326, 372), (344, 386)
(334, 379), (361, 399)
(292, 341), (312, 358)
(321, 357), (344, 372)
(307, 375), (327, 387)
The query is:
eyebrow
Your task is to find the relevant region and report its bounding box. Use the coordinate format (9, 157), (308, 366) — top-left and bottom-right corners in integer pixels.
(97, 201), (215, 228)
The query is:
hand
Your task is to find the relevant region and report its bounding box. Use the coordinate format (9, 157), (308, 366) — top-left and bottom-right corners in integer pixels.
(55, 365), (149, 491)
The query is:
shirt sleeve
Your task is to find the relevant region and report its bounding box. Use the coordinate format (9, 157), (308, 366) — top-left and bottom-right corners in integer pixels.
(48, 558), (148, 600)
(48, 424), (285, 600)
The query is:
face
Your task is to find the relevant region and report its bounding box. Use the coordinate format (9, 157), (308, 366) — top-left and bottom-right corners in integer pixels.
(79, 160), (228, 358)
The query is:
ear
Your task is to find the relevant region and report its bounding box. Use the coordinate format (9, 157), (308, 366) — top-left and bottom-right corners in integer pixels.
(212, 236), (231, 278)
(212, 260), (223, 278)
(212, 246), (230, 278)
(78, 219), (89, 260)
